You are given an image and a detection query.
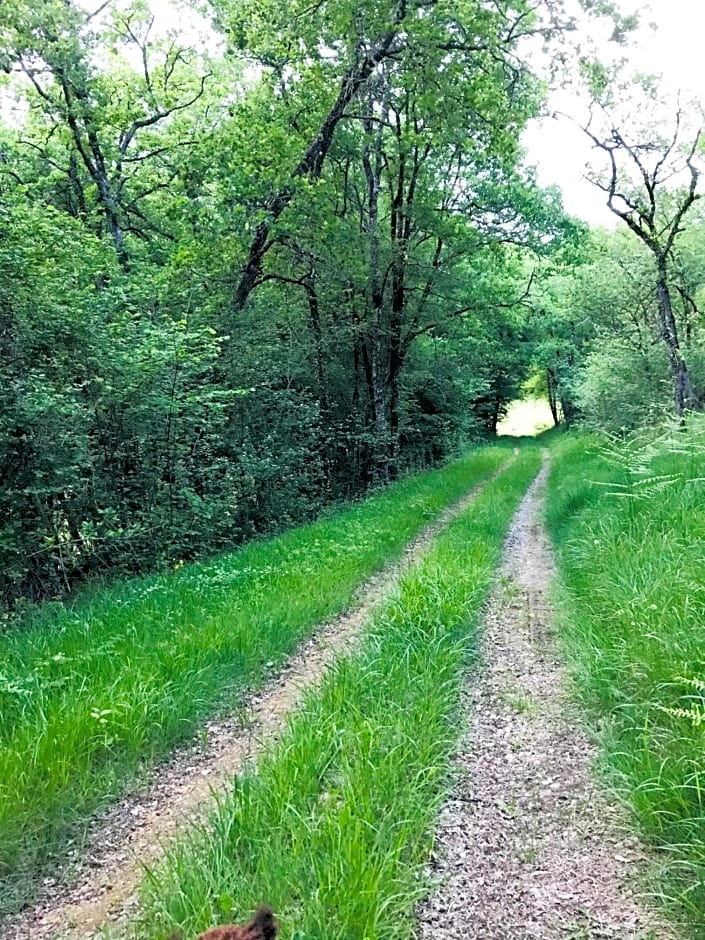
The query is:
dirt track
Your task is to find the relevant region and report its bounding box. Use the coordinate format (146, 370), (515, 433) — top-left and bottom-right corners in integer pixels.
(417, 457), (671, 939)
(5, 455), (670, 940)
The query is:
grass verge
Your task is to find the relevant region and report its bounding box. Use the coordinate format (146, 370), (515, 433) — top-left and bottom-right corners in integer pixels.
(547, 424), (705, 934)
(132, 449), (541, 940)
(0, 447), (509, 914)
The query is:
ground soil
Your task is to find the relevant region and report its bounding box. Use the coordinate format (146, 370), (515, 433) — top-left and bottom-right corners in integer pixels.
(0, 469), (500, 940)
(416, 457), (674, 940)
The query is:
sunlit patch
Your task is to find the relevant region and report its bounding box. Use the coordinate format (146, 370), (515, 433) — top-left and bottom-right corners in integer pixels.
(497, 399), (554, 437)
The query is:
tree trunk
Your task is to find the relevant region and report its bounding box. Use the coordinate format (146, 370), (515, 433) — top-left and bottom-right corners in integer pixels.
(388, 257), (405, 478)
(304, 278), (328, 415)
(361, 92), (391, 482)
(546, 368), (560, 426)
(492, 396), (503, 435)
(386, 105), (423, 478)
(560, 396), (576, 426)
(371, 347), (390, 482)
(656, 259), (699, 416)
(57, 70), (130, 270)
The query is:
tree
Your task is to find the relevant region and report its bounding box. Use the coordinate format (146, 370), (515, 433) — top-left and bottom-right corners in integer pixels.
(204, 0), (576, 475)
(578, 80), (704, 416)
(0, 0), (211, 267)
(212, 0), (572, 313)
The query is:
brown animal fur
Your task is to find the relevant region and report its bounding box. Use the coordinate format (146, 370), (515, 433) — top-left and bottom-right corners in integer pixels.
(196, 906), (278, 940)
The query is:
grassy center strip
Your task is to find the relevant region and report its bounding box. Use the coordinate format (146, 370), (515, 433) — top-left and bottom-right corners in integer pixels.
(547, 429), (705, 935)
(0, 447), (508, 912)
(134, 448), (541, 940)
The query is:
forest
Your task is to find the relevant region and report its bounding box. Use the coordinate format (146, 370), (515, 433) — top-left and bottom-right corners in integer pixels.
(3, 0), (702, 611)
(2, 0), (705, 938)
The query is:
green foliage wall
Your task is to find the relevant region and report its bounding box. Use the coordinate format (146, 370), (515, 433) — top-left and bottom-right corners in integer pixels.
(0, 0), (578, 610)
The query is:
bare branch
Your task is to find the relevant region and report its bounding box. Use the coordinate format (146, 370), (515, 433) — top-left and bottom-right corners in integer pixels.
(85, 0), (113, 23)
(117, 73), (210, 158)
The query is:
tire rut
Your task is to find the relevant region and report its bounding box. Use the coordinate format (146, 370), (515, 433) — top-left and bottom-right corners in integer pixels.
(417, 455), (673, 940)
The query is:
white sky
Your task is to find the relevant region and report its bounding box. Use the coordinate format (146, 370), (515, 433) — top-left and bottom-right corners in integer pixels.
(523, 0), (705, 226)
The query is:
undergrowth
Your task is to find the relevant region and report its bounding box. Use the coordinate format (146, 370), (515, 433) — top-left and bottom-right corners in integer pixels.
(547, 421), (705, 935)
(131, 450), (541, 940)
(0, 446), (508, 915)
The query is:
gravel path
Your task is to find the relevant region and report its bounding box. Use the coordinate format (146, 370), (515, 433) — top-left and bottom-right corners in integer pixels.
(417, 457), (673, 940)
(0, 464), (506, 940)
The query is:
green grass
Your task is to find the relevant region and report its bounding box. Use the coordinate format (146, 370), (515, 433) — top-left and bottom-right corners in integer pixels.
(547, 423), (705, 934)
(131, 449), (541, 940)
(0, 446), (509, 915)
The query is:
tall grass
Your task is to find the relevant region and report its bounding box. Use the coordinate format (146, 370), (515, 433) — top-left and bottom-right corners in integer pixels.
(0, 447), (509, 914)
(132, 450), (541, 940)
(547, 423), (705, 933)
